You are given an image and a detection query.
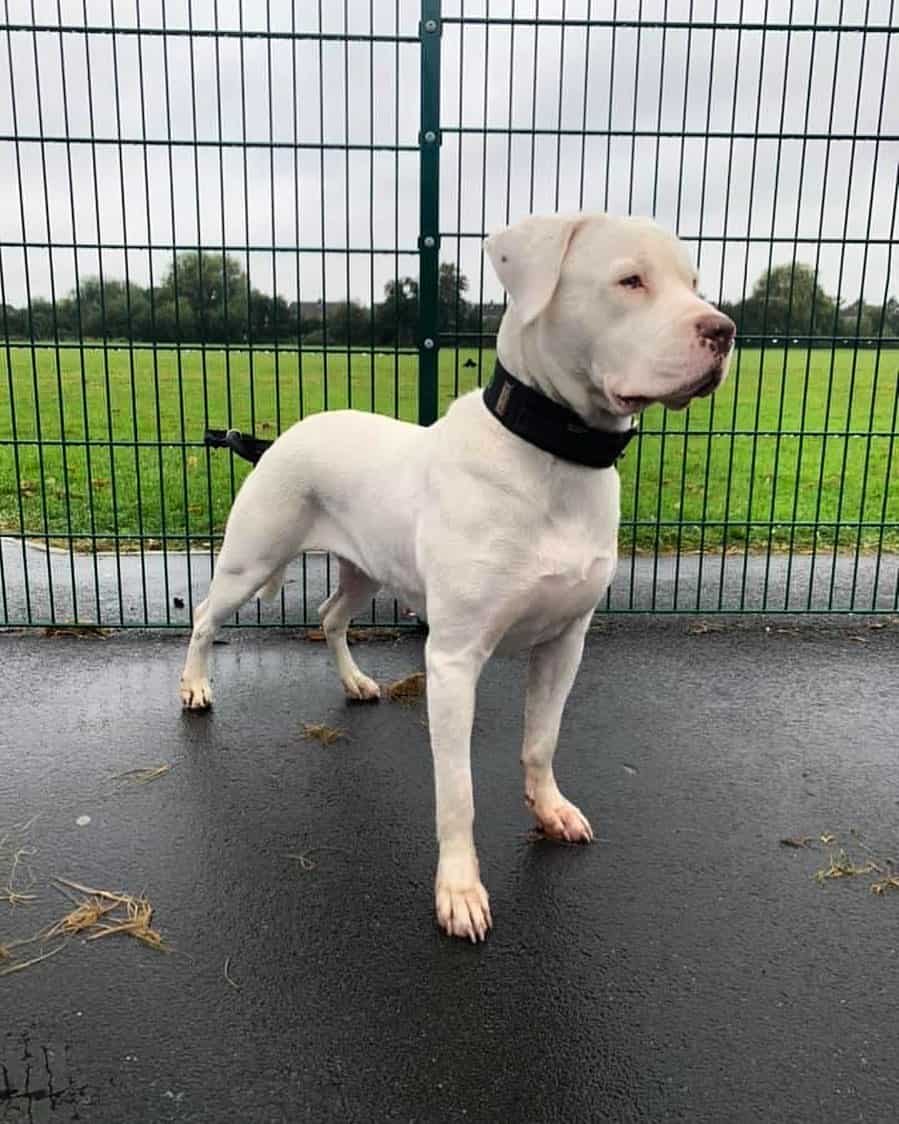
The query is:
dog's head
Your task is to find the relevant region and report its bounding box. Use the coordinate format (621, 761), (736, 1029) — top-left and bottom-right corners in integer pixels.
(484, 213), (735, 417)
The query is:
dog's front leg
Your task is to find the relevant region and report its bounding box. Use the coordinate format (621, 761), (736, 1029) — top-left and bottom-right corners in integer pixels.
(426, 639), (492, 942)
(522, 613), (594, 843)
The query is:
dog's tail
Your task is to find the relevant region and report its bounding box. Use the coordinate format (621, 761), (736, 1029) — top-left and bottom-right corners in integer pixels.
(205, 428), (284, 600)
(204, 428), (274, 465)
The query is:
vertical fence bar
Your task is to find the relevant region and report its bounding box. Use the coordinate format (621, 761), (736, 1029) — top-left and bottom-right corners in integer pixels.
(826, 2), (879, 611)
(765, 6), (819, 613)
(110, 1), (149, 626)
(749, 0), (794, 614)
(869, 167), (899, 611)
(0, 257), (32, 624)
(735, 1), (771, 612)
(693, 0), (726, 613)
(475, 1), (491, 391)
(784, 0), (842, 611)
(715, 2), (748, 611)
(58, 2), (102, 622)
(5, 2), (55, 622)
(649, 1), (671, 613)
(135, 1), (172, 624)
(31, 6), (79, 623)
(186, 0), (214, 628)
(451, 0), (466, 401)
(418, 0), (441, 427)
(82, 0), (126, 625)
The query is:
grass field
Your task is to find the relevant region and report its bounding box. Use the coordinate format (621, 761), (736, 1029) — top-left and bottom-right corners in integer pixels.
(1, 343), (897, 552)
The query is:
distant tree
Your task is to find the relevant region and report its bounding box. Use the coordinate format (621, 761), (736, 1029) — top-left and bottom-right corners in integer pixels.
(377, 277), (419, 345)
(884, 296), (899, 336)
(246, 292), (296, 342)
(152, 294), (196, 343)
(438, 261), (469, 335)
(158, 252), (248, 341)
(0, 304), (25, 336)
(839, 299), (878, 338)
(70, 277), (138, 339)
(326, 300), (372, 345)
(740, 263), (837, 337)
(25, 298), (56, 339)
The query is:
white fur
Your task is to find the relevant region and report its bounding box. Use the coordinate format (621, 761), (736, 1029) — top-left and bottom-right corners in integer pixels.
(179, 212), (734, 942)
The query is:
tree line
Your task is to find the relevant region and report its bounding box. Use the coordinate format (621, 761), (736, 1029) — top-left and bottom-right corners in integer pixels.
(1, 254), (894, 345)
(0, 253), (498, 346)
(716, 264), (897, 340)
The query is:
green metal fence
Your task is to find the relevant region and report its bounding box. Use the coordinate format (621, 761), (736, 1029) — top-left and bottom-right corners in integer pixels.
(0, 2), (896, 627)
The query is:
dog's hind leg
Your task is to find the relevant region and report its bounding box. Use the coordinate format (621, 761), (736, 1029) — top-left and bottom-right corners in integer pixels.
(180, 556), (280, 709)
(180, 549), (293, 710)
(257, 564), (287, 602)
(318, 559), (382, 700)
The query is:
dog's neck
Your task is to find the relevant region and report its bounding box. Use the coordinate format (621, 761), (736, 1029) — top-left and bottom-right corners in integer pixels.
(495, 316), (633, 433)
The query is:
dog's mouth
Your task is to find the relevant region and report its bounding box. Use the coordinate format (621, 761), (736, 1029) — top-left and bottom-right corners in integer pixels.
(611, 367), (724, 416)
(662, 368), (723, 411)
(691, 369), (723, 398)
(611, 393), (654, 415)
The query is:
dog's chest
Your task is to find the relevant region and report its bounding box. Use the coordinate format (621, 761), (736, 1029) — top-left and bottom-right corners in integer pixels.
(497, 525), (617, 650)
(496, 464), (620, 639)
(534, 524), (615, 604)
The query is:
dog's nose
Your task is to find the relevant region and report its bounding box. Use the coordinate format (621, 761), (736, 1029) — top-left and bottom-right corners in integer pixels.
(696, 313), (736, 356)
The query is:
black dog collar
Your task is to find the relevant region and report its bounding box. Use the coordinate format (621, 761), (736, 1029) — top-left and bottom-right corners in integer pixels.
(483, 361), (636, 468)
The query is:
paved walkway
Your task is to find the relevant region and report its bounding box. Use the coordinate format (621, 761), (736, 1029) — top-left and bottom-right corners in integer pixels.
(1, 622), (897, 1121)
(2, 536), (897, 626)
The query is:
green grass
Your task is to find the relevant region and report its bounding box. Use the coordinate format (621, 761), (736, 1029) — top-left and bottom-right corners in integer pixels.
(1, 343), (897, 551)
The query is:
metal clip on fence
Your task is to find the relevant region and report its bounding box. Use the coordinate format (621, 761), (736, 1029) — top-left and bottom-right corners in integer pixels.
(203, 429), (273, 466)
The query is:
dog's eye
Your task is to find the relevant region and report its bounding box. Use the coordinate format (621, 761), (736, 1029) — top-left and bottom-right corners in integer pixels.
(619, 274), (643, 290)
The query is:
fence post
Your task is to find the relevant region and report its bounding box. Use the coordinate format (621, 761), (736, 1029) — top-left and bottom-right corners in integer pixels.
(418, 0), (442, 426)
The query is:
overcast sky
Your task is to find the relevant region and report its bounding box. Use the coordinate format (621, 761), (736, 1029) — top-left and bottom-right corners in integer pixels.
(0, 0), (896, 316)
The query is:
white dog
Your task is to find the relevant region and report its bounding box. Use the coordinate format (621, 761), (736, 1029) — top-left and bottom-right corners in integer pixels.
(180, 213), (734, 941)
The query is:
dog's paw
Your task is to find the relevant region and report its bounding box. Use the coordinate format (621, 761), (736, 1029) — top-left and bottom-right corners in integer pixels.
(529, 797), (594, 844)
(435, 878), (492, 943)
(180, 676), (212, 710)
(342, 670), (381, 702)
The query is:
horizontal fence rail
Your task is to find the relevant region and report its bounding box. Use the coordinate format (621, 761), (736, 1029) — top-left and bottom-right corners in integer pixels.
(1, 1), (897, 627)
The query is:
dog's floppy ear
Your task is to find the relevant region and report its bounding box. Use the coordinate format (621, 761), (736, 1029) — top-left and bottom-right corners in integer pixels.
(484, 213), (587, 326)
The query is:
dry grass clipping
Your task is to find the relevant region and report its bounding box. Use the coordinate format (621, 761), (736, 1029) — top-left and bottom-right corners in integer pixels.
(302, 723), (347, 746)
(810, 830), (899, 896)
(0, 880), (168, 977)
(286, 851), (319, 871)
(781, 828), (899, 900)
(46, 879), (168, 951)
(0, 816), (40, 907)
(43, 625), (109, 639)
(304, 627), (402, 644)
(385, 671), (426, 704)
(687, 622), (725, 635)
(113, 763), (173, 784)
(814, 849), (877, 884)
(0, 846), (38, 906)
(223, 956), (241, 990)
(0, 942), (67, 978)
(284, 845), (350, 872)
